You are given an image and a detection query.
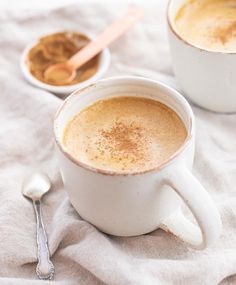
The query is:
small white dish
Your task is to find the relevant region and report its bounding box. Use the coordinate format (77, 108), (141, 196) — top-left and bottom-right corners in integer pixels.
(20, 34), (110, 96)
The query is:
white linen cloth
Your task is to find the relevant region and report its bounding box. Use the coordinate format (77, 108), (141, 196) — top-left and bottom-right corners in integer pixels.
(0, 1), (236, 284)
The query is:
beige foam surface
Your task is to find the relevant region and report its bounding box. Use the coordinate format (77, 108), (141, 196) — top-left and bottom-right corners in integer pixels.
(63, 97), (187, 173)
(175, 0), (236, 52)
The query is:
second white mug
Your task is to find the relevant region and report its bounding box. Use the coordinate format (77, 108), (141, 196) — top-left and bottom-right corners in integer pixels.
(167, 0), (236, 113)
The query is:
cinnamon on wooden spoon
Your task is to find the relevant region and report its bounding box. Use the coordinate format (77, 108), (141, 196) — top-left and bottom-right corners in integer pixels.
(44, 7), (143, 85)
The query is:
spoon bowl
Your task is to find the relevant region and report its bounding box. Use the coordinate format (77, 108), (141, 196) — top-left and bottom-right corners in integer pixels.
(44, 64), (76, 85)
(22, 172), (51, 201)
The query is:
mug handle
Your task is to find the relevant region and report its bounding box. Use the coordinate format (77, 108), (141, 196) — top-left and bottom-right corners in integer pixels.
(159, 167), (222, 250)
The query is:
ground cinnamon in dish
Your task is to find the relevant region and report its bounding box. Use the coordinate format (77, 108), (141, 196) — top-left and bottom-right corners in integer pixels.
(27, 32), (100, 86)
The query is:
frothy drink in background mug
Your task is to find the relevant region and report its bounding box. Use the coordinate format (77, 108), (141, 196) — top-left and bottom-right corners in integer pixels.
(54, 77), (222, 250)
(175, 0), (236, 53)
(167, 0), (236, 113)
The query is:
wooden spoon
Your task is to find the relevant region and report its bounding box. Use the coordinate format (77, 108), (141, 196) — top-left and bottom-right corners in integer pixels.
(44, 7), (143, 85)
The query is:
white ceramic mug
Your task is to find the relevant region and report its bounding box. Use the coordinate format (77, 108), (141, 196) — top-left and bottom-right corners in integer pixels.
(54, 76), (222, 250)
(167, 0), (236, 113)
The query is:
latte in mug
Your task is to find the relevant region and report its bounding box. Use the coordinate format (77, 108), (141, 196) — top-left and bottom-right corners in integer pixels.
(63, 96), (187, 173)
(174, 0), (236, 52)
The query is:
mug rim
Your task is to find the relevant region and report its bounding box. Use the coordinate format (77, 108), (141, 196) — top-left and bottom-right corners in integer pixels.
(167, 0), (236, 55)
(54, 76), (194, 176)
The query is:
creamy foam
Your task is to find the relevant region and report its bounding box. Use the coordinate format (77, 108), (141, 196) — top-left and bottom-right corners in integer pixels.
(63, 97), (187, 173)
(174, 0), (236, 52)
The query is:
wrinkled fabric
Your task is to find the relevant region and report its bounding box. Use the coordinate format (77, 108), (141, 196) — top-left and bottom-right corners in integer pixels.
(0, 2), (235, 284)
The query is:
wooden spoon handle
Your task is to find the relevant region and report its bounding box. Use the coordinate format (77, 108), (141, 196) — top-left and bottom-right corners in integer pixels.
(68, 7), (143, 69)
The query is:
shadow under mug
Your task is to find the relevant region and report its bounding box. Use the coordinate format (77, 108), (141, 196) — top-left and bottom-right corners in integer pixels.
(54, 76), (222, 250)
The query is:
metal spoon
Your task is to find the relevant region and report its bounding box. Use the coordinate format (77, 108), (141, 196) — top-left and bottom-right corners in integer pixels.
(22, 172), (54, 280)
(43, 7), (143, 85)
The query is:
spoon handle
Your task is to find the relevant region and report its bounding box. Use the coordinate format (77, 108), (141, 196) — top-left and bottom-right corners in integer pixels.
(33, 200), (55, 280)
(68, 7), (143, 69)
